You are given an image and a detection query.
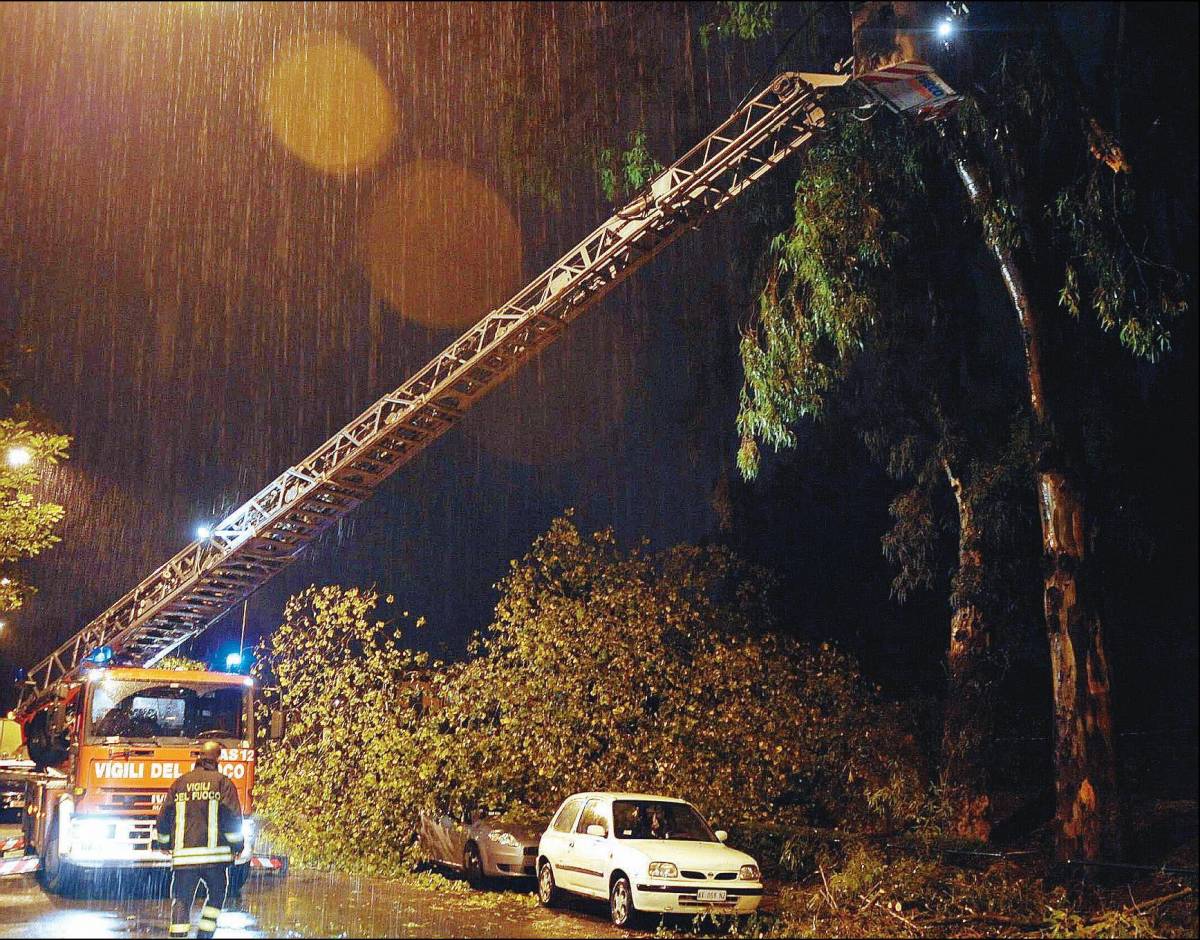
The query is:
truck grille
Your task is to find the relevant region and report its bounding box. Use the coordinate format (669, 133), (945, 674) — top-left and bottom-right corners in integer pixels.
(105, 791), (163, 812)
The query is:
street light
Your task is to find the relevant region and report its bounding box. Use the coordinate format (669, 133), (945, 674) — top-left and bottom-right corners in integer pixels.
(937, 18), (955, 40)
(6, 446), (32, 468)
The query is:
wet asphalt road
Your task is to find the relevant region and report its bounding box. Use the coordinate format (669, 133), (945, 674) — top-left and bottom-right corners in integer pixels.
(0, 868), (643, 939)
(1, 826), (636, 939)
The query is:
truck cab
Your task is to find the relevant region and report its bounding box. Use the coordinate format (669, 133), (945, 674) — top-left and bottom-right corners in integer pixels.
(19, 666), (257, 893)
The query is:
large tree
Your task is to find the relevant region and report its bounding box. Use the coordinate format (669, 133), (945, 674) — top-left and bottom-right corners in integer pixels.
(736, 109), (1037, 841)
(748, 0), (1188, 861)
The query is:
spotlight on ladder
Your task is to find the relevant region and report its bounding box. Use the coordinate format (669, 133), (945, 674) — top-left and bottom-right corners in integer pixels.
(197, 524), (213, 541)
(225, 651), (245, 672)
(937, 18), (955, 40)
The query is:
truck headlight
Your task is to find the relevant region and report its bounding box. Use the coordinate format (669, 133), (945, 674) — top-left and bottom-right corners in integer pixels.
(73, 815), (117, 846)
(647, 862), (679, 879)
(739, 864), (761, 881)
(488, 830), (521, 848)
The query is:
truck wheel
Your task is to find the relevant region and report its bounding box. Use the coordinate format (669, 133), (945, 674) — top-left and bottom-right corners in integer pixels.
(38, 816), (79, 897)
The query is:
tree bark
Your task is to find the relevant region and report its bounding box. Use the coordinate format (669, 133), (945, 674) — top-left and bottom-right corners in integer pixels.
(941, 459), (994, 842)
(952, 153), (1121, 862)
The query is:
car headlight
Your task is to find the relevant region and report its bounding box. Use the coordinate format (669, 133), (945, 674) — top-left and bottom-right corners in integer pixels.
(647, 862), (679, 879)
(488, 830), (521, 848)
(739, 864), (761, 881)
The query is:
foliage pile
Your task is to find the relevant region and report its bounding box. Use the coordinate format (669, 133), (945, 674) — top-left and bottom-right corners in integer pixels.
(730, 845), (1197, 938)
(252, 514), (925, 876)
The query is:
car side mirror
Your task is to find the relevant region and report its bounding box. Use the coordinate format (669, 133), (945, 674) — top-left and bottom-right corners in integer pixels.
(586, 824), (607, 838)
(715, 830), (728, 843)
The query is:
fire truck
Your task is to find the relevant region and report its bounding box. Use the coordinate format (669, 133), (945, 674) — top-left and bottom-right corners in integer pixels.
(4, 666), (260, 893)
(1, 55), (959, 894)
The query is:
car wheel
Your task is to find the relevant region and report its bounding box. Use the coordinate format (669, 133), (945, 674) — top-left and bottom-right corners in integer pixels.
(609, 874), (639, 928)
(463, 842), (485, 889)
(537, 860), (560, 908)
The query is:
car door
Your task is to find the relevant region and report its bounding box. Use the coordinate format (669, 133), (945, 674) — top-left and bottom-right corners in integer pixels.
(569, 798), (612, 898)
(541, 796), (586, 889)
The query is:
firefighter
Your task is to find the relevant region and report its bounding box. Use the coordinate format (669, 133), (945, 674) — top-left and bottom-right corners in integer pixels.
(154, 740), (244, 939)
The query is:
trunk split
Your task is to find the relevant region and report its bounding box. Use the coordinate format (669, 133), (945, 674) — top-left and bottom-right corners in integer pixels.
(953, 153), (1121, 862)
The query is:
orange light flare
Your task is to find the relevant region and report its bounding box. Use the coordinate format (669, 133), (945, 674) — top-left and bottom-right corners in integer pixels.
(260, 33), (396, 174)
(362, 160), (524, 332)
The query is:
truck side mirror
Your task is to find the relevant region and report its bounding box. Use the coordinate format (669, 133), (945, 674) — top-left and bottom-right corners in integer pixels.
(268, 710), (286, 741)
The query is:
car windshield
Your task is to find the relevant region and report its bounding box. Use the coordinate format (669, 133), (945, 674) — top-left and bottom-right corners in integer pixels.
(612, 800), (718, 842)
(87, 679), (247, 744)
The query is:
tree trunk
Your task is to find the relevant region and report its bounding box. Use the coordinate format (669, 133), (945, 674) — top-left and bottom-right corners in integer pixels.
(952, 153), (1121, 862)
(941, 460), (994, 842)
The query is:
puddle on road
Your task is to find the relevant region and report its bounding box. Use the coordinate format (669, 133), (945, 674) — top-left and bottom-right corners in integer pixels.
(0, 869), (641, 938)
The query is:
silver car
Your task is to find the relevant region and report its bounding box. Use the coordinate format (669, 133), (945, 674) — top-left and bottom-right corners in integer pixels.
(418, 808), (541, 887)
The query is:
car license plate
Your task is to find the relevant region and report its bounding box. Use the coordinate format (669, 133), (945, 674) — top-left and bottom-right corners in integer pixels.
(696, 888), (727, 902)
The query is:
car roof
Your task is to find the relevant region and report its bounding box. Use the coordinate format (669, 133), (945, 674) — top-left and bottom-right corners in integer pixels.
(564, 792), (690, 804)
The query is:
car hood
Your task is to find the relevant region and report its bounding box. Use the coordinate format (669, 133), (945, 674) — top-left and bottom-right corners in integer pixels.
(471, 821), (543, 846)
(623, 840), (756, 871)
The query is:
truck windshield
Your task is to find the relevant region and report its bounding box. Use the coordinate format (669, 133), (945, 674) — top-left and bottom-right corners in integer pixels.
(87, 679), (247, 744)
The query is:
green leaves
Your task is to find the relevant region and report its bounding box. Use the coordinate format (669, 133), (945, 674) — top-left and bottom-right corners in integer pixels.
(736, 119), (931, 480)
(0, 417), (70, 612)
(699, 2), (780, 50)
(253, 518), (924, 874)
(597, 130), (664, 203)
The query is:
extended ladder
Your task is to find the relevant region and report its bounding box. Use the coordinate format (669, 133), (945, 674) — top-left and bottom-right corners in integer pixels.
(20, 62), (953, 712)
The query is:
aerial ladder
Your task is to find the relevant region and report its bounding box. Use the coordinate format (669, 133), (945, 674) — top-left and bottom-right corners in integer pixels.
(15, 60), (958, 714)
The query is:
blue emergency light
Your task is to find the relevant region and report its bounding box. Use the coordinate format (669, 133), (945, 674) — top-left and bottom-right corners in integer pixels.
(87, 645), (114, 666)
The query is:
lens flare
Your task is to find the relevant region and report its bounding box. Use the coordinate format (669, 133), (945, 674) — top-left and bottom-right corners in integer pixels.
(363, 160), (523, 330)
(260, 35), (395, 173)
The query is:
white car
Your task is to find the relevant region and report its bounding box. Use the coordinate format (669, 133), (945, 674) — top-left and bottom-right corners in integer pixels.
(418, 808), (541, 886)
(536, 792), (763, 927)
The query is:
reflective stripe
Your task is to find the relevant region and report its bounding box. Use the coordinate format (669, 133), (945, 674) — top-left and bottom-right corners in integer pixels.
(168, 925), (190, 936)
(173, 796), (186, 852)
(225, 831), (244, 844)
(198, 917), (217, 931)
(172, 848), (233, 866)
(201, 905), (221, 918)
(207, 798), (218, 850)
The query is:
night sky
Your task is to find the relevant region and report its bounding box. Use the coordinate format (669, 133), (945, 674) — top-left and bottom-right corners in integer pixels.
(1, 1), (1195, 749)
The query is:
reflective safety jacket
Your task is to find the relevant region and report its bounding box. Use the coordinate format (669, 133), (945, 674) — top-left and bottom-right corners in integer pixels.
(154, 765), (244, 867)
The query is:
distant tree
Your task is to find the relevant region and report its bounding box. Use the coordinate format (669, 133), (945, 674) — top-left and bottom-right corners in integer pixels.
(0, 414), (70, 613)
